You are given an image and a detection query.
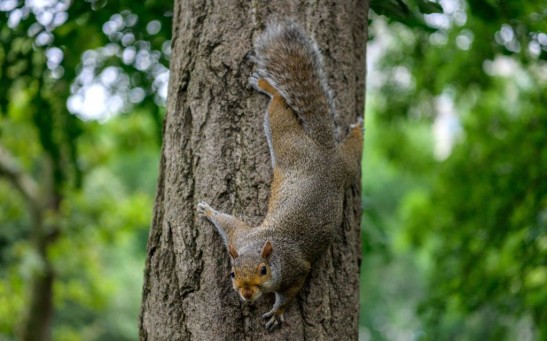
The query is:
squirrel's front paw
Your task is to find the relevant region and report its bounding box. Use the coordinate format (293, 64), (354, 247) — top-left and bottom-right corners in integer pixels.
(197, 201), (213, 219)
(262, 310), (284, 331)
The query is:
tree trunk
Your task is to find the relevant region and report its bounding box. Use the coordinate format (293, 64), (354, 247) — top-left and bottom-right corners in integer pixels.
(20, 162), (60, 341)
(0, 148), (58, 341)
(20, 249), (55, 341)
(139, 1), (368, 340)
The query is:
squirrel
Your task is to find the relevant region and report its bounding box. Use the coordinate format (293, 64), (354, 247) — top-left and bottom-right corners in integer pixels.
(197, 20), (363, 331)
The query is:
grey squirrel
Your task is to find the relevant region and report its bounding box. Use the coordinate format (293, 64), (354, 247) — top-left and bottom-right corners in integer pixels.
(197, 20), (363, 330)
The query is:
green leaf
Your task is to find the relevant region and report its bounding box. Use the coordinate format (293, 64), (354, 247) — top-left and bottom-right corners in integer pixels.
(418, 0), (443, 14)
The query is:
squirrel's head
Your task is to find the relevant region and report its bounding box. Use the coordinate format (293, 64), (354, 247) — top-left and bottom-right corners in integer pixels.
(228, 241), (273, 302)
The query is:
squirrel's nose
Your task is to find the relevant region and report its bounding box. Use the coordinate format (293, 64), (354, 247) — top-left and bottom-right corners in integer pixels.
(241, 287), (253, 300)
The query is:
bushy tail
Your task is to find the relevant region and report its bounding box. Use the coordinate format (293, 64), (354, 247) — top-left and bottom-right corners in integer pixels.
(253, 20), (336, 147)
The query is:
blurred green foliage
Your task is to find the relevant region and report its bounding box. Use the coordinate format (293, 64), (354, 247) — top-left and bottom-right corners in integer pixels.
(361, 0), (546, 340)
(0, 0), (171, 339)
(0, 111), (160, 340)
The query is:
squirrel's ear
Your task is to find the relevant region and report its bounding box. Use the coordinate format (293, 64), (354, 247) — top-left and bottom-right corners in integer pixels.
(260, 241), (273, 259)
(228, 244), (239, 260)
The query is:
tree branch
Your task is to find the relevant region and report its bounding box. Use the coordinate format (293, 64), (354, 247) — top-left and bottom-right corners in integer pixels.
(0, 144), (40, 209)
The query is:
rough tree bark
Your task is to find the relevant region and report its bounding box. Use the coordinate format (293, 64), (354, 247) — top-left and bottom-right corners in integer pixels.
(139, 1), (368, 339)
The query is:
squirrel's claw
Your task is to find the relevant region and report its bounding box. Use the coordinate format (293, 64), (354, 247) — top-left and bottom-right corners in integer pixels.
(197, 201), (213, 218)
(349, 117), (364, 133)
(262, 310), (284, 331)
(262, 310), (273, 320)
(249, 72), (274, 98)
(248, 72), (261, 91)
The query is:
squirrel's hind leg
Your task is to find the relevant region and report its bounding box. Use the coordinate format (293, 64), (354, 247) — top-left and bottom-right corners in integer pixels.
(251, 76), (309, 168)
(338, 118), (364, 186)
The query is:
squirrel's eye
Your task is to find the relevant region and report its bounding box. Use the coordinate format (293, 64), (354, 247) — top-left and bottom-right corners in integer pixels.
(260, 266), (267, 275)
(230, 271), (235, 278)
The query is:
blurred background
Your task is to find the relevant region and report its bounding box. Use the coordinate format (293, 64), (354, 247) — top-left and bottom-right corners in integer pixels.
(0, 0), (545, 340)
